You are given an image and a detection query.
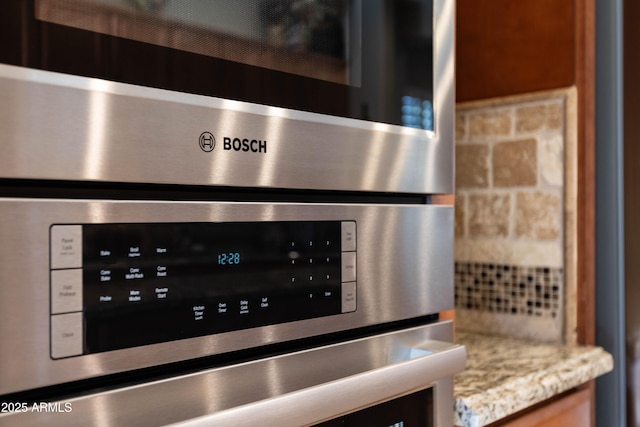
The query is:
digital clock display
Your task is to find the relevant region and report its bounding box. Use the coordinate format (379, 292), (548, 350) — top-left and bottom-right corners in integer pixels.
(217, 252), (240, 265)
(81, 220), (351, 354)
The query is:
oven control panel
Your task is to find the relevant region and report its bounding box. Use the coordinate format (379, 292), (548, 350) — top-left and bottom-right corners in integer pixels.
(49, 221), (357, 358)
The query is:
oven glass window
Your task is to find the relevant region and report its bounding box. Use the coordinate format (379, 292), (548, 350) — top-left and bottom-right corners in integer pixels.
(37, 0), (361, 86)
(312, 388), (434, 427)
(2, 0), (434, 130)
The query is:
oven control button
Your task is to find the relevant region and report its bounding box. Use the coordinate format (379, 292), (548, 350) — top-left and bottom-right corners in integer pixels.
(50, 225), (82, 269)
(341, 281), (357, 313)
(341, 252), (356, 282)
(51, 312), (83, 359)
(341, 221), (356, 252)
(51, 269), (83, 314)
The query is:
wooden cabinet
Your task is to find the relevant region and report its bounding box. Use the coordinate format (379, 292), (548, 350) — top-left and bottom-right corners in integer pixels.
(490, 384), (594, 427)
(455, 0), (596, 348)
(456, 0), (576, 102)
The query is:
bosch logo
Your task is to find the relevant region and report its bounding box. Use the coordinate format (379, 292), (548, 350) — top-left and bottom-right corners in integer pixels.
(199, 132), (267, 154)
(199, 132), (215, 152)
(222, 137), (267, 154)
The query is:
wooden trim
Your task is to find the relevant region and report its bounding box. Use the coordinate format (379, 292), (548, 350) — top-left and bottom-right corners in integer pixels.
(575, 0), (596, 346)
(430, 194), (454, 205)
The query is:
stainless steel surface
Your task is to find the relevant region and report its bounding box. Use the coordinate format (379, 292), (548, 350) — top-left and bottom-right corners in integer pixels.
(594, 0), (627, 425)
(0, 3), (459, 422)
(0, 200), (453, 394)
(0, 321), (464, 427)
(0, 1), (454, 195)
(596, 1), (640, 425)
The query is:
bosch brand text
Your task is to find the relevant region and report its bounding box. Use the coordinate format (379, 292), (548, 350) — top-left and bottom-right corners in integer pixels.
(223, 137), (267, 154)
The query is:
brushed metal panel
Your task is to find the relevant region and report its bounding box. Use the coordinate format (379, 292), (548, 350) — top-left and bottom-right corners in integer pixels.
(0, 200), (453, 394)
(0, 321), (465, 427)
(0, 0), (454, 194)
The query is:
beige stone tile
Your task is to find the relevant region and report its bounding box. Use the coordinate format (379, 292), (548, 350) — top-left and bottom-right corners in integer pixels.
(515, 191), (562, 240)
(454, 239), (563, 268)
(493, 139), (537, 187)
(469, 194), (511, 238)
(455, 309), (562, 343)
(456, 113), (468, 142)
(455, 193), (466, 238)
(456, 144), (490, 188)
(516, 103), (563, 133)
(540, 134), (564, 187)
(469, 109), (512, 139)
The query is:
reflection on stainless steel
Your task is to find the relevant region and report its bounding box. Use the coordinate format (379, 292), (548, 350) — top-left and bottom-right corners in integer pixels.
(258, 107), (286, 188)
(433, 0), (455, 189)
(85, 80), (112, 180)
(208, 99), (237, 184)
(0, 322), (464, 427)
(359, 122), (387, 190)
(88, 395), (115, 427)
(0, 200), (452, 395)
(36, 0), (356, 85)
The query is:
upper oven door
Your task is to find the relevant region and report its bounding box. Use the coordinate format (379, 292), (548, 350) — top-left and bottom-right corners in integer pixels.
(0, 0), (454, 194)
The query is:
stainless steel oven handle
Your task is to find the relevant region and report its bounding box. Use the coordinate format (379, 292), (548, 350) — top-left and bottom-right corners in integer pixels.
(0, 322), (464, 427)
(175, 339), (466, 427)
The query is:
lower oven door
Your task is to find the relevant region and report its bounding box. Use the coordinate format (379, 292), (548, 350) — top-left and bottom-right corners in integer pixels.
(0, 321), (465, 427)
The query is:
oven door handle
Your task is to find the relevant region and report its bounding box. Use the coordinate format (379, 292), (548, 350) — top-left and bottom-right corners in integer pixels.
(174, 324), (466, 427)
(0, 322), (465, 427)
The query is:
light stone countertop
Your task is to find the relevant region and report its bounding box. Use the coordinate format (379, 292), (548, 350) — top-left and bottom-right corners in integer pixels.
(453, 330), (613, 427)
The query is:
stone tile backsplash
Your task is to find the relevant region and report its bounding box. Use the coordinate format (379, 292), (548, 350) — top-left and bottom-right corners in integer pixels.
(455, 262), (562, 318)
(454, 89), (576, 344)
(492, 138), (538, 187)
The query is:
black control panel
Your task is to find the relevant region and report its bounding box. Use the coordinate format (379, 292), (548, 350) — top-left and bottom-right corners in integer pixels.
(49, 221), (357, 358)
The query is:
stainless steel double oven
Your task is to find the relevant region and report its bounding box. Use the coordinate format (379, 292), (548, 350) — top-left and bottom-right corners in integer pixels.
(0, 1), (463, 425)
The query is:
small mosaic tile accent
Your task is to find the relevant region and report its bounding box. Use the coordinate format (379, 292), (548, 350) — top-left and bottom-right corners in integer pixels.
(454, 262), (562, 319)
